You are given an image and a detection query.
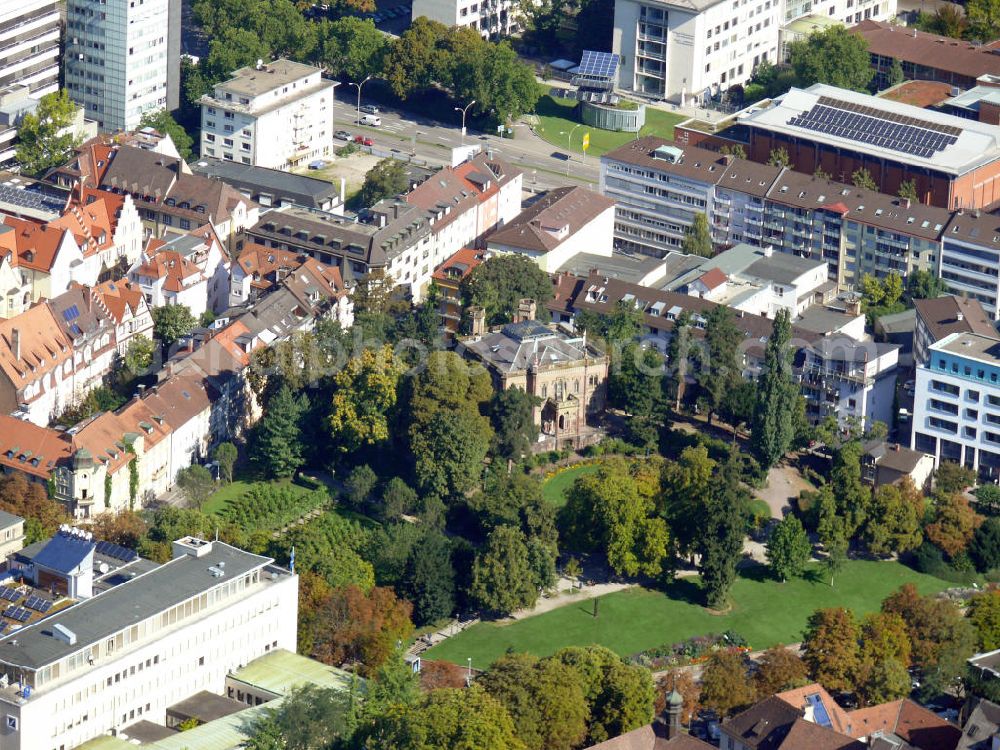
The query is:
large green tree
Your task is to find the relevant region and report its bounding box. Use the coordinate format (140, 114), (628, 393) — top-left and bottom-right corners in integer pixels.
(681, 213), (713, 257)
(751, 309), (796, 469)
(789, 26), (873, 91)
(488, 387), (540, 461)
(16, 90), (81, 177)
(665, 309), (695, 411)
(471, 525), (540, 615)
(252, 384), (308, 478)
(863, 479), (924, 556)
(366, 686), (525, 750)
(969, 591), (1000, 651)
(970, 517), (1000, 572)
(479, 654), (589, 750)
(552, 646), (654, 745)
(360, 158), (410, 205)
(561, 459), (669, 578)
(402, 530), (456, 626)
(412, 408), (492, 498)
(320, 16), (389, 81)
(698, 457), (747, 609)
(698, 305), (742, 426)
(968, 0), (1000, 42)
(660, 445), (714, 559)
(152, 304), (197, 348)
(461, 254), (553, 326)
(766, 514), (812, 582)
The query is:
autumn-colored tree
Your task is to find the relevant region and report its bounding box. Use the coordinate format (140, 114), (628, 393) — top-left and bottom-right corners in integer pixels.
(311, 585), (413, 676)
(296, 570), (333, 657)
(881, 584), (969, 670)
(90, 511), (148, 549)
(855, 612), (912, 705)
(863, 478), (924, 556)
(969, 590), (1000, 651)
(0, 473), (68, 542)
(329, 345), (405, 454)
(699, 650), (756, 717)
(925, 493), (983, 557)
(753, 645), (809, 698)
(802, 608), (861, 693)
(420, 660), (468, 690)
(655, 670), (700, 725)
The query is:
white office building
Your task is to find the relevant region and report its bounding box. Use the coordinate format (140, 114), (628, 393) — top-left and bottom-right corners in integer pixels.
(64, 0), (181, 133)
(612, 0), (894, 102)
(0, 534), (297, 750)
(412, 0), (520, 37)
(912, 331), (1000, 480)
(199, 59), (337, 171)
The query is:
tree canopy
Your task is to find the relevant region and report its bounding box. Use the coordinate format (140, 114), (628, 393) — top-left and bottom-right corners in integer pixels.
(461, 254), (553, 326)
(789, 26), (873, 91)
(16, 90), (82, 177)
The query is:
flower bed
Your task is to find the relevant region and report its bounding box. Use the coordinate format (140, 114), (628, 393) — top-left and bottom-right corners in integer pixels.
(627, 631), (749, 670)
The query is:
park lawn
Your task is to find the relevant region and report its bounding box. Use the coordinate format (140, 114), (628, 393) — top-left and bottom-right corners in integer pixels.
(541, 463), (602, 508)
(426, 560), (952, 667)
(533, 95), (686, 158)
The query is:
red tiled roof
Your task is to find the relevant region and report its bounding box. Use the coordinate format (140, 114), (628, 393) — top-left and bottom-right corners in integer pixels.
(698, 267), (729, 290)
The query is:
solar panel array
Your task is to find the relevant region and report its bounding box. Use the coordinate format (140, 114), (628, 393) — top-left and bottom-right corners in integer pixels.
(577, 50), (620, 80)
(0, 587), (19, 602)
(551, 88), (620, 105)
(3, 607), (30, 623)
(0, 184), (66, 214)
(62, 305), (80, 322)
(787, 96), (960, 159)
(24, 596), (51, 614)
(96, 540), (139, 562)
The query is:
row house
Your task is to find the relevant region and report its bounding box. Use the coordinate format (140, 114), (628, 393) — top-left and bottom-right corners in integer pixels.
(246, 199), (437, 301)
(48, 140), (259, 242)
(0, 372), (212, 517)
(93, 279), (155, 356)
(0, 191), (143, 318)
(131, 248), (209, 317)
(403, 153), (523, 280)
(230, 243), (353, 329)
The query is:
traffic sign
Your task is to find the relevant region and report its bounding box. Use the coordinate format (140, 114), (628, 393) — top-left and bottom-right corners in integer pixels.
(582, 132), (590, 151)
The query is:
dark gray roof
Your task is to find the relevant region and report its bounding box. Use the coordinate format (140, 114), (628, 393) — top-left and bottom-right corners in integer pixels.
(167, 690), (246, 723)
(722, 696), (803, 750)
(190, 158), (340, 210)
(0, 542), (274, 670)
(32, 532), (94, 575)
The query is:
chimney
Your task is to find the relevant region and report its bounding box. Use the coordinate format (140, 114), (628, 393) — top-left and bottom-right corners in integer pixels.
(137, 384), (146, 397)
(847, 298), (862, 317)
(893, 443), (900, 451)
(10, 328), (19, 360)
(902, 197), (911, 209)
(515, 298), (537, 323)
(470, 306), (486, 337)
(957, 311), (965, 321)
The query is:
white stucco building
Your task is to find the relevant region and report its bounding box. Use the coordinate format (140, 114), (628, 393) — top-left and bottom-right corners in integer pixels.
(0, 534), (297, 750)
(912, 331), (1000, 481)
(412, 0), (521, 37)
(612, 0), (895, 102)
(64, 0), (180, 132)
(199, 59), (336, 171)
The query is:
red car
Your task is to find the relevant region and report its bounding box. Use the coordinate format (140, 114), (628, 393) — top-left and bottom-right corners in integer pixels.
(354, 135), (374, 146)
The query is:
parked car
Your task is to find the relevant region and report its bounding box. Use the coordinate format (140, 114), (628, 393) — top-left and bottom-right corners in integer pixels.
(354, 135), (374, 146)
(359, 104), (379, 114)
(334, 130), (352, 140)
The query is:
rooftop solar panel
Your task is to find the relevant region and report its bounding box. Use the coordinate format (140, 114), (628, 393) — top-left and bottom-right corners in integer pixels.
(577, 50), (620, 80)
(0, 588), (17, 602)
(807, 694), (833, 728)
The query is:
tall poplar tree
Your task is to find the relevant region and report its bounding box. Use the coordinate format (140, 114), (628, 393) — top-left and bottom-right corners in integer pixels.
(751, 309), (796, 469)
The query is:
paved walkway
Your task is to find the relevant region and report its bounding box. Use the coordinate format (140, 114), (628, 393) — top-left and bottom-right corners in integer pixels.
(509, 578), (633, 621)
(753, 463), (816, 519)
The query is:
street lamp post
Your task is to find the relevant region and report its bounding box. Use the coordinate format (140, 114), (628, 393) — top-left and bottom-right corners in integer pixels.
(454, 99), (476, 146)
(559, 123), (583, 176)
(349, 75), (372, 125)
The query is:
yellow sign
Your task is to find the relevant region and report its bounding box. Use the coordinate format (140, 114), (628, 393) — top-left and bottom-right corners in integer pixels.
(582, 132), (590, 151)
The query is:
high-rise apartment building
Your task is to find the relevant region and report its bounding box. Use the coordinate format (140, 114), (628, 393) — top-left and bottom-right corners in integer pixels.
(0, 2), (61, 164)
(64, 0), (181, 133)
(0, 2), (60, 96)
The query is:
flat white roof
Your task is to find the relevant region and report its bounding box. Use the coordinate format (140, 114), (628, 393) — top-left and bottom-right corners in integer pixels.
(740, 84), (1000, 176)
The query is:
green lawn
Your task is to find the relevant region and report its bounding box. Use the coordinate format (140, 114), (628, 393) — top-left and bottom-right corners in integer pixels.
(200, 477), (314, 517)
(533, 95), (686, 158)
(541, 463), (602, 508)
(426, 561), (952, 666)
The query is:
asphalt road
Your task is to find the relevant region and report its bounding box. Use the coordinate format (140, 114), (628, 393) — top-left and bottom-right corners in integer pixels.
(329, 93), (602, 192)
